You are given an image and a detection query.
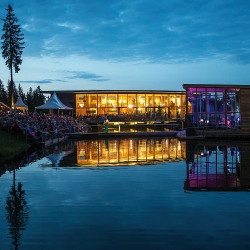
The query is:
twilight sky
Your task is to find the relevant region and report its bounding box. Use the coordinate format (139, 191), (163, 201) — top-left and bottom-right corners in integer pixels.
(0, 0), (250, 92)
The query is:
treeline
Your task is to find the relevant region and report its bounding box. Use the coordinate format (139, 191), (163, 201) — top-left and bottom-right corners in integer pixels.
(0, 80), (46, 111)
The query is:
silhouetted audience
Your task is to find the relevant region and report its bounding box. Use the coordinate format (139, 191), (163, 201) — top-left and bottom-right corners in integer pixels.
(0, 107), (85, 142)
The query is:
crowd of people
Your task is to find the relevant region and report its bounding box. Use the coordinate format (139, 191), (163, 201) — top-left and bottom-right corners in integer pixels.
(0, 104), (85, 143)
(79, 112), (168, 124)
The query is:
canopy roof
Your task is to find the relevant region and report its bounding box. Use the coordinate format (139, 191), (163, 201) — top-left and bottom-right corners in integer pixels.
(13, 96), (28, 110)
(36, 92), (72, 110)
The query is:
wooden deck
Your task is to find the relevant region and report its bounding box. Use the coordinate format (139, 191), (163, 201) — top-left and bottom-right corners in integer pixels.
(178, 135), (205, 141)
(36, 128), (250, 147)
(195, 129), (250, 140)
(66, 131), (177, 139)
(35, 131), (177, 147)
(177, 127), (250, 141)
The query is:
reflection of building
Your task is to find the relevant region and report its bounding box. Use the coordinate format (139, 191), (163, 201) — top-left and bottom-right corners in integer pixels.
(76, 138), (186, 166)
(44, 90), (186, 119)
(184, 141), (250, 191)
(46, 151), (73, 167)
(238, 144), (250, 187)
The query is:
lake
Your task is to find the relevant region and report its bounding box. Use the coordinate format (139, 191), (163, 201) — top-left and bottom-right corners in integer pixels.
(1, 138), (250, 250)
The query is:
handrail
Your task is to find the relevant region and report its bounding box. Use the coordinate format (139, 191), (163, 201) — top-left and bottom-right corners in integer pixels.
(0, 102), (11, 110)
(82, 122), (183, 133)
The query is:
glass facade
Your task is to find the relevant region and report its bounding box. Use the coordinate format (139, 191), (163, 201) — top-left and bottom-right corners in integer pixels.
(75, 91), (186, 119)
(185, 86), (241, 129)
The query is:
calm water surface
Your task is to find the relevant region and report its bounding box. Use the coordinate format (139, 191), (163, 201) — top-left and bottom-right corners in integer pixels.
(1, 138), (250, 250)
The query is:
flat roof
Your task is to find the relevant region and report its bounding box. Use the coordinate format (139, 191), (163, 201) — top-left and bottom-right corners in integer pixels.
(43, 90), (185, 94)
(183, 84), (250, 89)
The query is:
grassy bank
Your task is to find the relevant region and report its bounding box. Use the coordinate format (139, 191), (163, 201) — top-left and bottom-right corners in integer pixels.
(0, 130), (31, 163)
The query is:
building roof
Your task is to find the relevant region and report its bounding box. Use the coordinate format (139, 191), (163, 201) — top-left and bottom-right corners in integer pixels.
(13, 96), (28, 109)
(36, 92), (72, 110)
(42, 89), (185, 94)
(183, 84), (250, 89)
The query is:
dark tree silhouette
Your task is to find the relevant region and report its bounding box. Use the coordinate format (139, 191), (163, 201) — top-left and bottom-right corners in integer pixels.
(7, 79), (18, 106)
(6, 171), (29, 250)
(17, 83), (25, 101)
(1, 4), (25, 107)
(25, 87), (33, 110)
(0, 79), (8, 104)
(32, 86), (46, 111)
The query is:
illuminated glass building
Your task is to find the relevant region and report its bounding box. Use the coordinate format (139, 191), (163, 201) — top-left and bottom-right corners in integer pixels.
(48, 90), (186, 119)
(183, 84), (250, 132)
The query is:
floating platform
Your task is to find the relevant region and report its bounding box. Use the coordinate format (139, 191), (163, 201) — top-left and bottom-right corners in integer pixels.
(178, 135), (205, 141)
(195, 129), (250, 140)
(177, 128), (250, 141)
(66, 131), (177, 139)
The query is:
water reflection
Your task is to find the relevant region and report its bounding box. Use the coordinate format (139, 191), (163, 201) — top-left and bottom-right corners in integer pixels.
(46, 151), (73, 167)
(6, 170), (28, 250)
(2, 139), (250, 249)
(184, 141), (250, 191)
(38, 138), (186, 167)
(75, 138), (186, 166)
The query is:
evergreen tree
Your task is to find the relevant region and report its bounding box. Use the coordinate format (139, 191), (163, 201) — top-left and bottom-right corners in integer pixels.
(7, 80), (18, 107)
(17, 83), (25, 101)
(1, 4), (25, 106)
(32, 85), (45, 108)
(25, 87), (33, 110)
(0, 79), (8, 104)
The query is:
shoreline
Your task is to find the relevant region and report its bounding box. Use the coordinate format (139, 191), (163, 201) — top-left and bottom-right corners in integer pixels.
(0, 131), (31, 163)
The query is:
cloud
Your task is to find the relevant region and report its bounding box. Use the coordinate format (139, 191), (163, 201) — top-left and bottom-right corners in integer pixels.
(19, 79), (65, 84)
(65, 71), (109, 82)
(22, 18), (37, 32)
(56, 22), (83, 31)
(0, 0), (250, 93)
(19, 79), (54, 84)
(2, 0), (249, 64)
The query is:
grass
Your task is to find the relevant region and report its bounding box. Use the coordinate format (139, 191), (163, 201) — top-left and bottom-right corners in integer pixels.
(0, 130), (31, 162)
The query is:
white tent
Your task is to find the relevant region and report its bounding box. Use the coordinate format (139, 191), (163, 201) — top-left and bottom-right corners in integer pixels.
(35, 92), (72, 111)
(13, 96), (28, 112)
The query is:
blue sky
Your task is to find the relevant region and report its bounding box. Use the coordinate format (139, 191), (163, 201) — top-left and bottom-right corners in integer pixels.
(0, 0), (250, 92)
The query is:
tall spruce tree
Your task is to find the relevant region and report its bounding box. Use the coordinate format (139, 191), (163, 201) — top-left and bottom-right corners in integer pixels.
(1, 4), (25, 107)
(7, 79), (18, 106)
